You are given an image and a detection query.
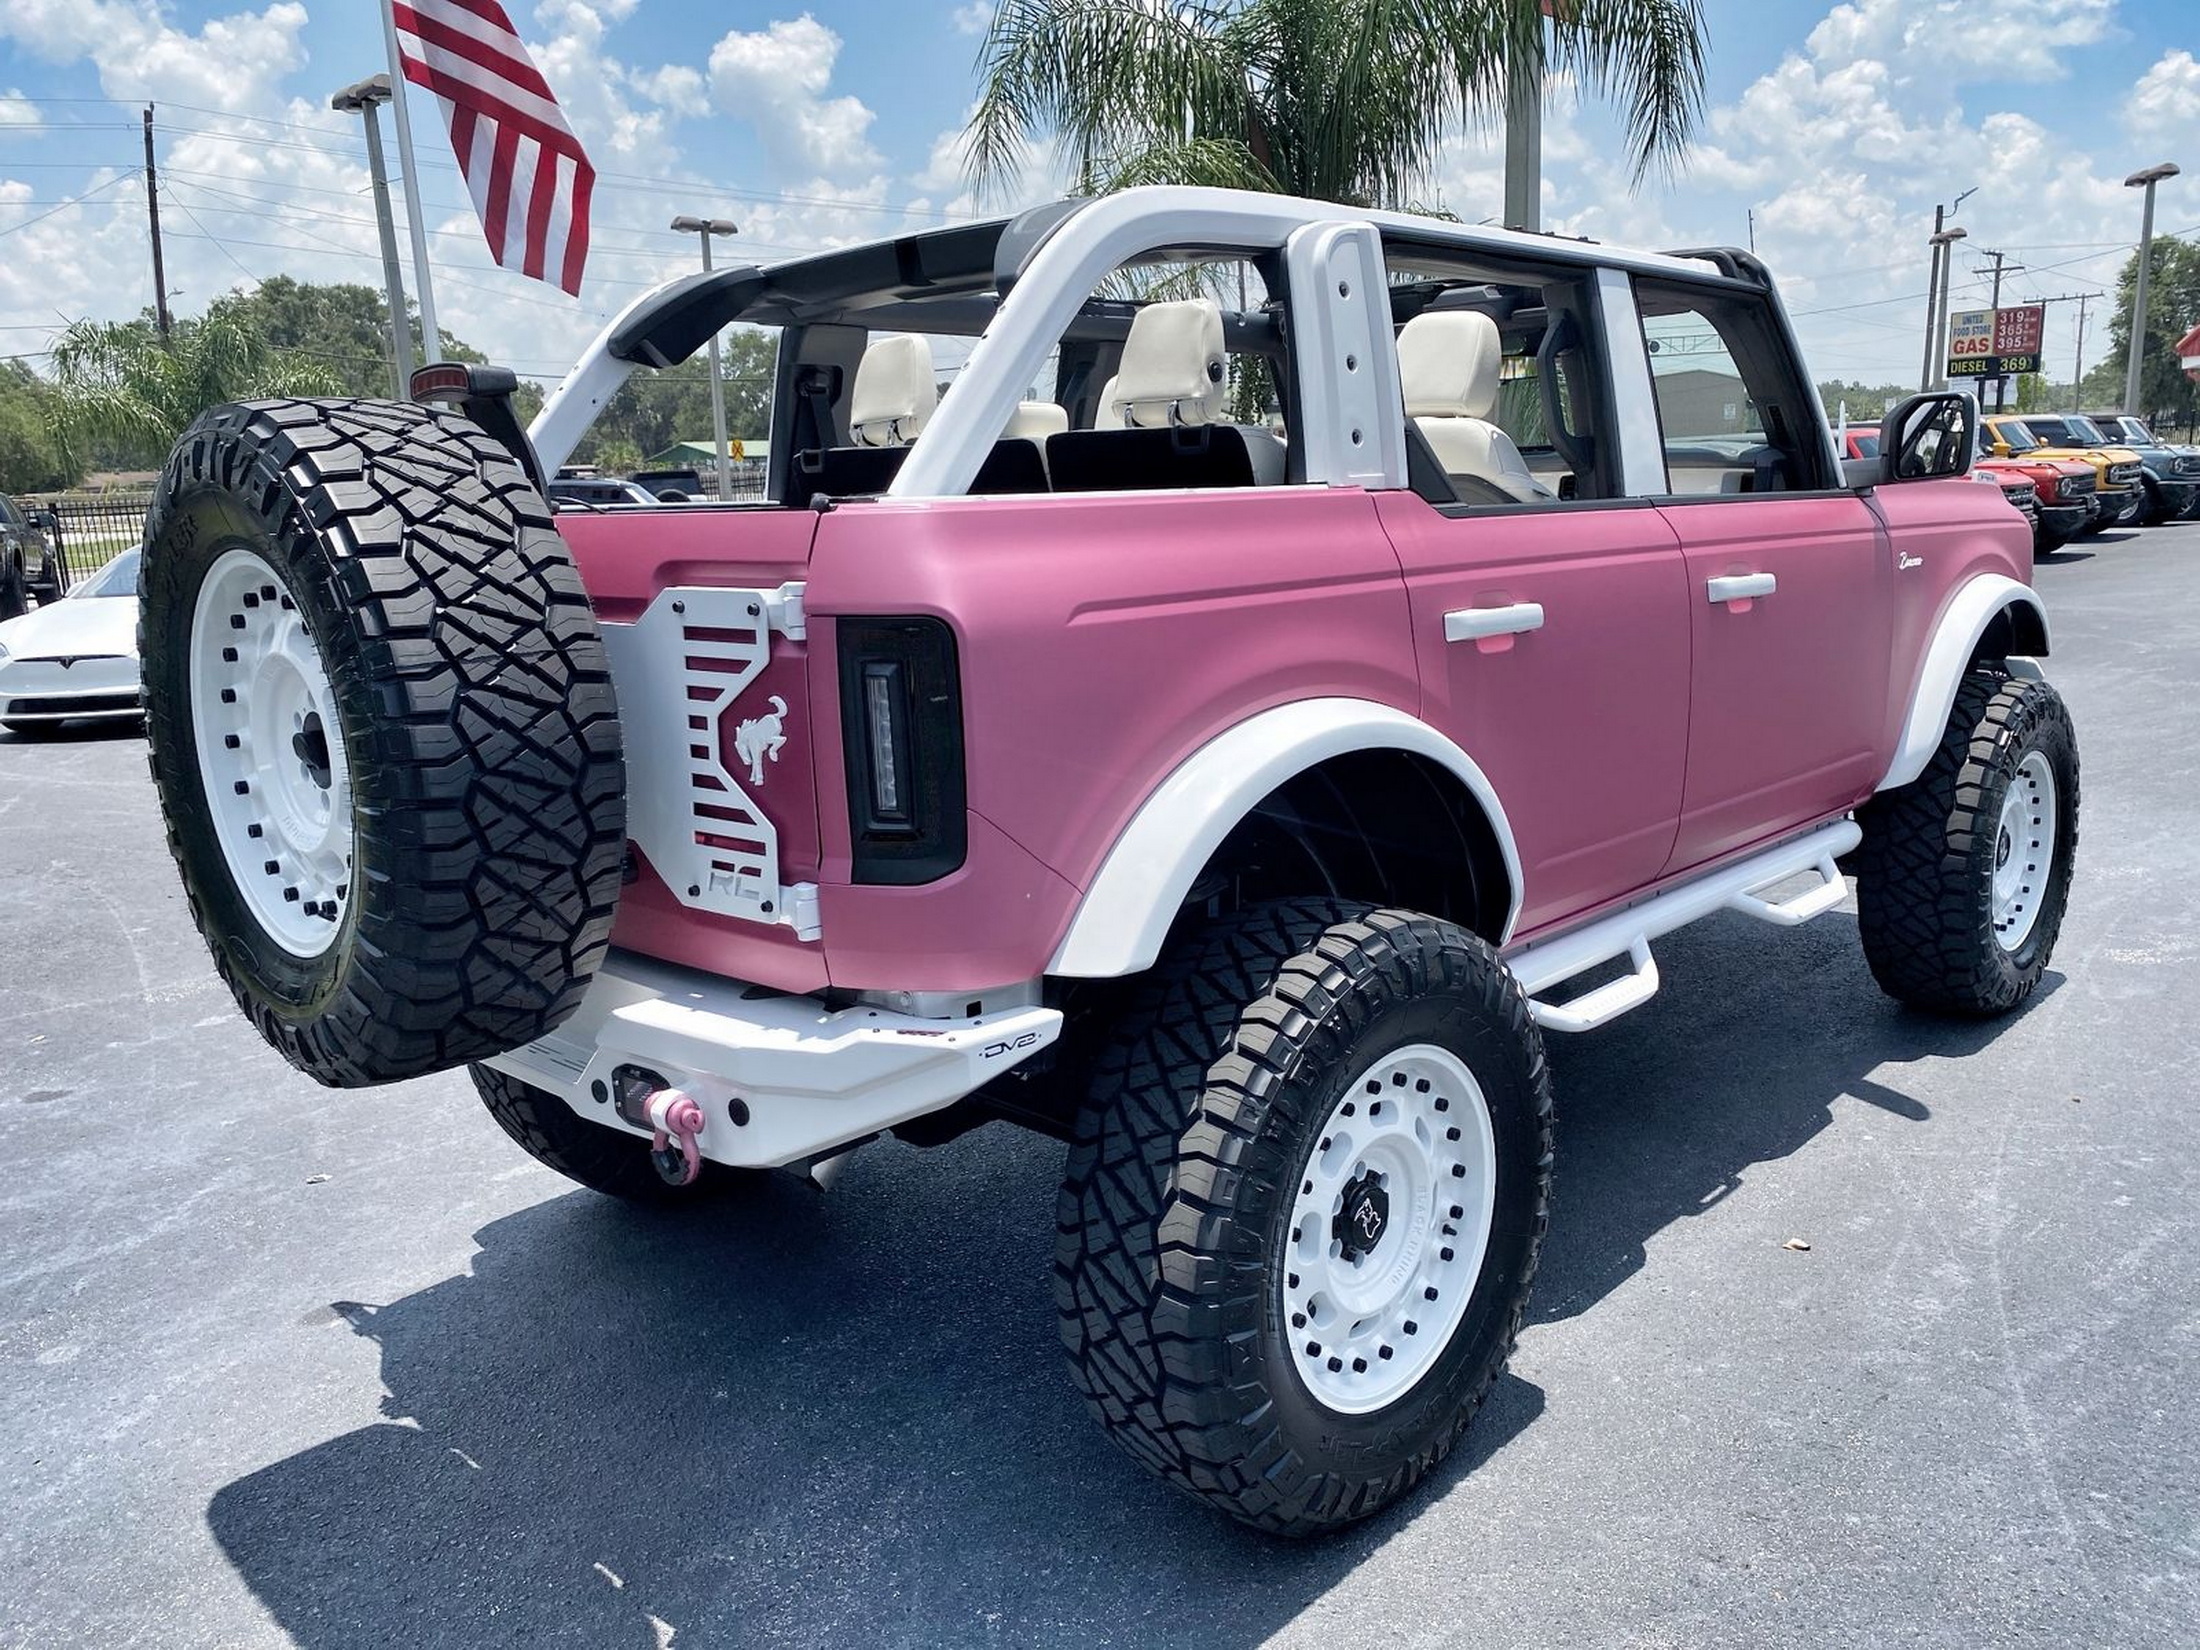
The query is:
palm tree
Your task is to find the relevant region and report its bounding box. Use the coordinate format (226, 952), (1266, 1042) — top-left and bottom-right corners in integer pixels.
(49, 305), (341, 466)
(966, 0), (1708, 208)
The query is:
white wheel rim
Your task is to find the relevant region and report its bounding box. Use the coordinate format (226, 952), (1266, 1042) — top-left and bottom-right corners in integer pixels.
(1991, 750), (2056, 954)
(188, 546), (353, 960)
(1281, 1042), (1498, 1415)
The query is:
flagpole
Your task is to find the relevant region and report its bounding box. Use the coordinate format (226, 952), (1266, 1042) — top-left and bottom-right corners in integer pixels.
(379, 0), (444, 366)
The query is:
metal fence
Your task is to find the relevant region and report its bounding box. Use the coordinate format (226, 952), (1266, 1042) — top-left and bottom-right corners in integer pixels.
(22, 490), (154, 589)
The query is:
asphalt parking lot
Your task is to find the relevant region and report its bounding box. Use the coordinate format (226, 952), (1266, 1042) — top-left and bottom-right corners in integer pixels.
(4, 522), (2197, 1650)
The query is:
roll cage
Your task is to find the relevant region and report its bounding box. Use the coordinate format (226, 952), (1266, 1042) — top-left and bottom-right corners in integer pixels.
(529, 186), (1839, 505)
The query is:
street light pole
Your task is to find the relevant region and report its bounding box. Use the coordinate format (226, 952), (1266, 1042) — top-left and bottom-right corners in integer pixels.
(331, 74), (412, 397)
(2122, 162), (2180, 415)
(670, 214), (740, 500)
(1930, 226), (1969, 391)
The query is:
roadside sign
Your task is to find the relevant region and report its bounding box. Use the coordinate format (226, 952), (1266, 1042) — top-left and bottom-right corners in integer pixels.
(1992, 304), (2044, 374)
(1947, 309), (1995, 377)
(1948, 304), (2045, 379)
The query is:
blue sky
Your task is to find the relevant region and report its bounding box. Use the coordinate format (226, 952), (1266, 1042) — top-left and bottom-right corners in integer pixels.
(2, 0), (2196, 392)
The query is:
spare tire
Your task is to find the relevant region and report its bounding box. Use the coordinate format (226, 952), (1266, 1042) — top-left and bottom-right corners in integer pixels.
(140, 399), (625, 1087)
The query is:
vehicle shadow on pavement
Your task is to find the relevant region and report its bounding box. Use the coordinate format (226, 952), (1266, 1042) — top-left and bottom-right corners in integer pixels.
(205, 1145), (1541, 1649)
(205, 907), (2047, 1649)
(1531, 908), (2059, 1325)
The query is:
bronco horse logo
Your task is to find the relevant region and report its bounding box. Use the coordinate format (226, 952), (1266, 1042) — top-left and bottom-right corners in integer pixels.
(733, 695), (789, 786)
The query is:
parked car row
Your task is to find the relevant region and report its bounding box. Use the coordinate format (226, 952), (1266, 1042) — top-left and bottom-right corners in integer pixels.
(1843, 410), (2199, 558)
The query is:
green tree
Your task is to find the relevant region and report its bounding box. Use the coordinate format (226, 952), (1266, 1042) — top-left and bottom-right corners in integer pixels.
(2094, 234), (2200, 425)
(0, 362), (79, 492)
(213, 276), (545, 422)
(966, 0), (1708, 205)
(569, 329), (775, 469)
(49, 308), (343, 468)
(1816, 380), (1912, 422)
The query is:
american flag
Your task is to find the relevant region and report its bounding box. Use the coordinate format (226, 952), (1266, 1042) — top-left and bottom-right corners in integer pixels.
(389, 0), (595, 296)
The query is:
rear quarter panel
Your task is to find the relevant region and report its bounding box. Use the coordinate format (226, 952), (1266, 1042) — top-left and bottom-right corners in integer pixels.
(803, 489), (1419, 989)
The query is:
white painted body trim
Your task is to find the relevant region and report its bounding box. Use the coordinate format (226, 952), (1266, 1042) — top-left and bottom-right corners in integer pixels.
(1047, 698), (1525, 978)
(487, 954), (1061, 1170)
(1878, 574), (2051, 792)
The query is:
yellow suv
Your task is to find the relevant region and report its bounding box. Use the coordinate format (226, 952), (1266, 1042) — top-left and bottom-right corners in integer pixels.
(1983, 415), (2145, 526)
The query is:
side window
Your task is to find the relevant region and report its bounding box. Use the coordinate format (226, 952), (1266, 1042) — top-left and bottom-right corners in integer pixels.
(1636, 280), (1829, 495)
(1384, 247), (1618, 509)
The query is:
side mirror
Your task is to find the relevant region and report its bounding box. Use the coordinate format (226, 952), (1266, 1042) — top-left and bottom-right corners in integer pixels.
(1878, 392), (1978, 482)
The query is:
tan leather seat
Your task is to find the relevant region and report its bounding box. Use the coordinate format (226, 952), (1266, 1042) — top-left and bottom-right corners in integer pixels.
(1398, 311), (1552, 503)
(849, 334), (936, 447)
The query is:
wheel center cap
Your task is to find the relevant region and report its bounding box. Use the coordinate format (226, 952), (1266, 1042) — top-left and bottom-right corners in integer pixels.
(292, 711), (332, 791)
(1333, 1170), (1390, 1262)
(1996, 827), (2012, 869)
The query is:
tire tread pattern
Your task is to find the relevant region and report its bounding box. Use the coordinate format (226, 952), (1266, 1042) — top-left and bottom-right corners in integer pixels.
(142, 399), (625, 1086)
(1855, 668), (2079, 1015)
(1055, 898), (1553, 1534)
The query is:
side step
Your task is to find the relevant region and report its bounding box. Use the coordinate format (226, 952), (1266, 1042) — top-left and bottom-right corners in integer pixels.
(1507, 820), (1861, 1034)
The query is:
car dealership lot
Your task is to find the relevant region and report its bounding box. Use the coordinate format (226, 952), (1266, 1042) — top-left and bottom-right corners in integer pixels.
(3, 526), (2197, 1650)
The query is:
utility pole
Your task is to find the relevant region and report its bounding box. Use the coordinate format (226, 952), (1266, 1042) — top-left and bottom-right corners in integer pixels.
(331, 75), (412, 397)
(670, 215), (740, 500)
(142, 105), (172, 341)
(1977, 248), (2024, 411)
(2034, 293), (2098, 404)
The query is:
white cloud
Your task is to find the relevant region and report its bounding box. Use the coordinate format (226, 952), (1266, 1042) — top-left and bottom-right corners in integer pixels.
(1806, 0), (2117, 86)
(952, 2), (994, 36)
(633, 64), (709, 118)
(0, 91), (37, 128)
(2127, 49), (2200, 154)
(0, 0), (308, 114)
(707, 15), (879, 176)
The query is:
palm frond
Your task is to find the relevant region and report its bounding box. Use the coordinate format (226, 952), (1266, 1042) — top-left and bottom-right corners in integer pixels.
(968, 0), (1250, 202)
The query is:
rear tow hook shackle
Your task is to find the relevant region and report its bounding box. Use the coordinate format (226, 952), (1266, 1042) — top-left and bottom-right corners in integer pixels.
(611, 1065), (708, 1187)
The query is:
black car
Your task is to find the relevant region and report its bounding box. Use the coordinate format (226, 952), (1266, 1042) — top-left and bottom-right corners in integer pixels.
(0, 494), (63, 621)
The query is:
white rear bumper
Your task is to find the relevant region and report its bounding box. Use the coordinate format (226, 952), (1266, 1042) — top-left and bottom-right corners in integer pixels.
(484, 952), (1063, 1168)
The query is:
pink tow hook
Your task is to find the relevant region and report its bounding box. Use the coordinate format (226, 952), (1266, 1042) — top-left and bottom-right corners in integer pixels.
(645, 1089), (706, 1186)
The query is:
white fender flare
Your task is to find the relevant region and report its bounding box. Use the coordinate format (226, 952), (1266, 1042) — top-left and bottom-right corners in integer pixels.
(1878, 574), (2051, 792)
(1046, 698), (1524, 979)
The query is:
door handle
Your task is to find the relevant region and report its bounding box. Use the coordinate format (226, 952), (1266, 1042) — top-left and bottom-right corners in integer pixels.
(1706, 573), (1776, 605)
(1445, 602), (1545, 643)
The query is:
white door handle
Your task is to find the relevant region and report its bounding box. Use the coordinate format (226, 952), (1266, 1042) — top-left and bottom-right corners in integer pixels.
(1707, 573), (1776, 605)
(1445, 602), (1545, 643)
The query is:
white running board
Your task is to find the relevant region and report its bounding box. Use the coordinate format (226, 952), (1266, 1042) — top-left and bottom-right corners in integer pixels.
(1508, 820), (1862, 1033)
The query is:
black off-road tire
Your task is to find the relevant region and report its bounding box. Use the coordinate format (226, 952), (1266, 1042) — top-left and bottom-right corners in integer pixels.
(1056, 898), (1553, 1536)
(140, 399), (625, 1087)
(1855, 669), (2078, 1016)
(472, 1065), (742, 1205)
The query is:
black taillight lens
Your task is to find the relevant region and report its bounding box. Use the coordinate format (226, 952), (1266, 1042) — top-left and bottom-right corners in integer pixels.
(837, 616), (966, 884)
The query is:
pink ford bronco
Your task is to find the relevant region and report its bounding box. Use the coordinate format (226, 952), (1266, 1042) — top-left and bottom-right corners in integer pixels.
(137, 187), (2076, 1535)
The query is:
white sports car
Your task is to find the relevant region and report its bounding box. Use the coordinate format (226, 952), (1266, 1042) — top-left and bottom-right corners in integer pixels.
(0, 549), (143, 734)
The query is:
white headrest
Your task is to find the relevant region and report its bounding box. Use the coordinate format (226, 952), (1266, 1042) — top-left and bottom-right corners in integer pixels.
(1093, 375), (1125, 430)
(1116, 299), (1228, 428)
(1005, 400), (1069, 441)
(1399, 310), (1503, 423)
(850, 334), (936, 447)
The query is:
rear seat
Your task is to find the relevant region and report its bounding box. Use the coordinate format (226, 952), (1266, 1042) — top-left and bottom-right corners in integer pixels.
(1047, 300), (1285, 492)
